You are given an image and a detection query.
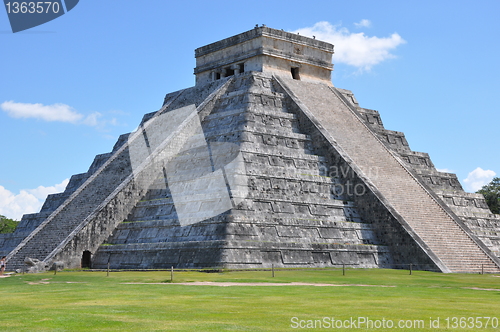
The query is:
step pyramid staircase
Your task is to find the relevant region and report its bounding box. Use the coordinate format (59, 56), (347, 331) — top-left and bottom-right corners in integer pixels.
(2, 26), (499, 273)
(274, 76), (500, 273)
(4, 78), (234, 270)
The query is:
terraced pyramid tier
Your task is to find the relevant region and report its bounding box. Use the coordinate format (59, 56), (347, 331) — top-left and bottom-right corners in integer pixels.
(3, 26), (498, 273)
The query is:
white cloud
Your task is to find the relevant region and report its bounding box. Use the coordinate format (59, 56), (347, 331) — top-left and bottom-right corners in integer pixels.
(1, 101), (83, 123)
(293, 21), (406, 71)
(0, 179), (69, 220)
(26, 179), (69, 200)
(354, 19), (372, 28)
(1, 101), (119, 129)
(82, 112), (103, 126)
(463, 167), (496, 192)
(83, 112), (120, 132)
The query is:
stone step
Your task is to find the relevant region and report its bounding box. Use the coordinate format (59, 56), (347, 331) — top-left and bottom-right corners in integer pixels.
(279, 77), (500, 273)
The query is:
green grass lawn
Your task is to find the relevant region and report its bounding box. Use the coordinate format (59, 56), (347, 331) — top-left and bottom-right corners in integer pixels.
(1, 268), (499, 331)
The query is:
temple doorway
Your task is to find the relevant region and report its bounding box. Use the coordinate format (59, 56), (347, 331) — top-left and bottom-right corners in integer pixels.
(81, 250), (92, 268)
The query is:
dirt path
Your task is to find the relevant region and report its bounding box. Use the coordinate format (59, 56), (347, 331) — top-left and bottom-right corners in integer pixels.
(463, 287), (500, 292)
(123, 282), (396, 287)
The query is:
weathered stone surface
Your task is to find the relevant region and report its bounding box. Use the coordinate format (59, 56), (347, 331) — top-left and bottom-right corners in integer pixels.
(24, 257), (49, 273)
(2, 27), (499, 273)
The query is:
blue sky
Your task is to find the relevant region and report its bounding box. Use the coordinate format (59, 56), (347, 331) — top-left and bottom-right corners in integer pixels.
(1, 0), (499, 219)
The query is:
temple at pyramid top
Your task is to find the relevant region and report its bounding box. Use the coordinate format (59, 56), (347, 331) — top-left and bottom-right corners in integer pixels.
(194, 25), (334, 85)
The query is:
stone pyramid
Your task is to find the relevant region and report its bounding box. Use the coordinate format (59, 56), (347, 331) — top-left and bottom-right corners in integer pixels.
(2, 26), (500, 273)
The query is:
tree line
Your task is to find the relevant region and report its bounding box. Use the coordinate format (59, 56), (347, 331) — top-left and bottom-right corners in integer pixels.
(0, 215), (19, 234)
(477, 177), (500, 214)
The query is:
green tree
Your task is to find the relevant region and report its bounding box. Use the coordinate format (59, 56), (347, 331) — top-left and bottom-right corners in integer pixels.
(0, 215), (19, 234)
(477, 177), (500, 214)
